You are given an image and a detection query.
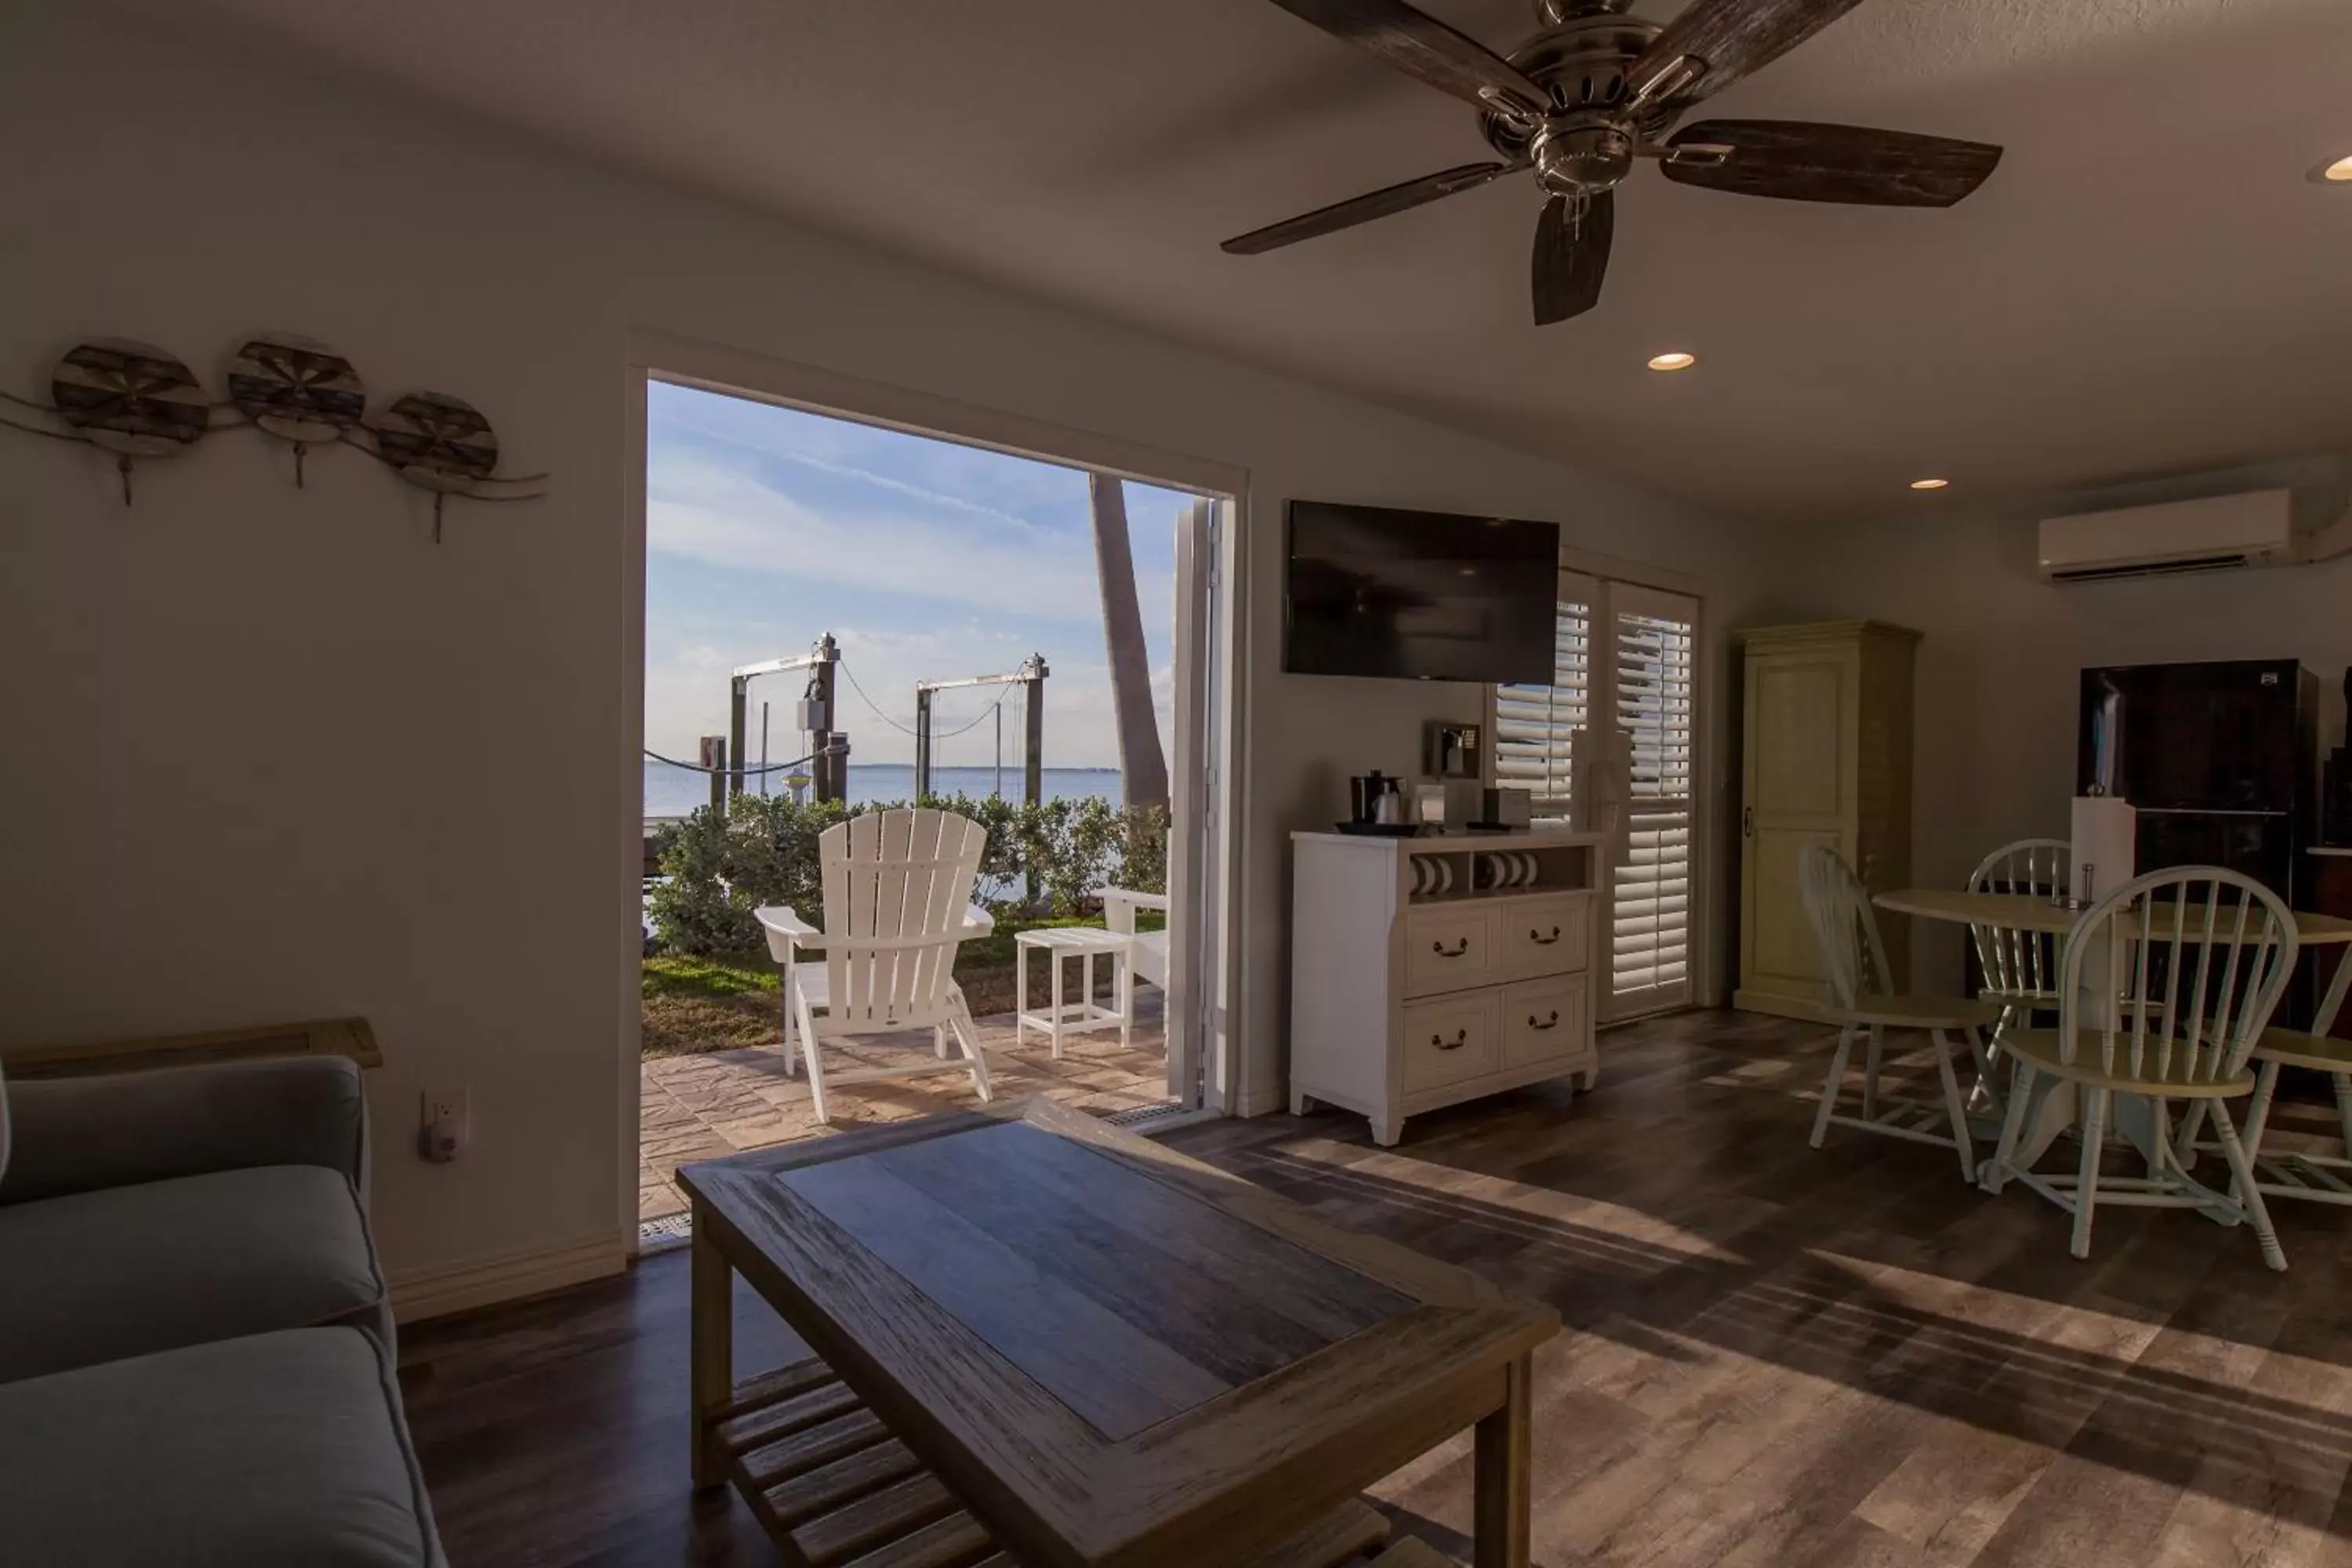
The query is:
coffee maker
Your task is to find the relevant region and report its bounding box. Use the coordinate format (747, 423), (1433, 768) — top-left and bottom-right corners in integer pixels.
(1348, 771), (1406, 828)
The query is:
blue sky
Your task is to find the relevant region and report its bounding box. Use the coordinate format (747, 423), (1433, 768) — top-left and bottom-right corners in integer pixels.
(645, 381), (1194, 771)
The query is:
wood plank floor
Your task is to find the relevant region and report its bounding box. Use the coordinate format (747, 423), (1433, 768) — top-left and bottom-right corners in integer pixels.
(399, 1009), (2352, 1566)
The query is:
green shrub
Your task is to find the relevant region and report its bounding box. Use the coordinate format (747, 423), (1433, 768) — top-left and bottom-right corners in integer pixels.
(645, 809), (758, 955)
(648, 792), (1170, 956)
(724, 793), (856, 918)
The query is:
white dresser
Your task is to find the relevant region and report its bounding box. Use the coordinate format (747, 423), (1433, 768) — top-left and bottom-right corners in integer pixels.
(1288, 826), (1606, 1145)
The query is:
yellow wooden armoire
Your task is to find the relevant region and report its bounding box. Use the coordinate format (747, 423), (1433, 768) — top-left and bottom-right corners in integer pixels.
(1734, 621), (1919, 1020)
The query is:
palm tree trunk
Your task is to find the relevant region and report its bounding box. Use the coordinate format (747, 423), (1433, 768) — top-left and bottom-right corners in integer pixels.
(1087, 473), (1169, 814)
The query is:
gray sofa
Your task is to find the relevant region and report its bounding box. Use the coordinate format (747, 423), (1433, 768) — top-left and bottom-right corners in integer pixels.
(0, 1054), (445, 1566)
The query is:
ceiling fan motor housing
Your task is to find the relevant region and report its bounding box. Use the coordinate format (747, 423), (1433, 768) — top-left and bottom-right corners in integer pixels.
(1533, 122), (1632, 198)
(1479, 10), (1672, 198)
(1536, 0), (1643, 20)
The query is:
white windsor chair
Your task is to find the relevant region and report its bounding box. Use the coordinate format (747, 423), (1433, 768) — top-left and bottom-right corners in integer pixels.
(1799, 845), (2000, 1181)
(1981, 866), (2298, 1269)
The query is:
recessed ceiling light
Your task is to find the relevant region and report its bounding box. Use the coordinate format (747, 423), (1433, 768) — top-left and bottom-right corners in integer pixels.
(2325, 154), (2352, 183)
(1910, 477), (1951, 492)
(1646, 351), (1697, 372)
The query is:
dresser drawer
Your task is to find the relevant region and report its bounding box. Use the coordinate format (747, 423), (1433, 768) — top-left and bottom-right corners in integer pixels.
(1498, 893), (1592, 981)
(1501, 975), (1590, 1070)
(1403, 905), (1501, 996)
(1400, 993), (1500, 1092)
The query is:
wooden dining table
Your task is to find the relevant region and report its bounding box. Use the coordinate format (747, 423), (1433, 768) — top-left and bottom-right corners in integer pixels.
(1873, 887), (2352, 953)
(1873, 887), (2352, 1170)
(680, 1098), (1559, 1568)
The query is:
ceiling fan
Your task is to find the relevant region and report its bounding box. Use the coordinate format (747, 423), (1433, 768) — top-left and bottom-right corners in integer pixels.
(1222, 0), (2002, 324)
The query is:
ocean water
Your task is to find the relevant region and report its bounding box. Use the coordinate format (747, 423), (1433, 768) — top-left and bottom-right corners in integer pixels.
(644, 760), (1121, 819)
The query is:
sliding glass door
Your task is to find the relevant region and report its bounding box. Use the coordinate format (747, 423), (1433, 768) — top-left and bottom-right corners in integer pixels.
(1494, 572), (1701, 1021)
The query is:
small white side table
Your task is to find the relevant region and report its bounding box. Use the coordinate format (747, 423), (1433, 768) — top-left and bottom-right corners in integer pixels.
(1014, 927), (1134, 1058)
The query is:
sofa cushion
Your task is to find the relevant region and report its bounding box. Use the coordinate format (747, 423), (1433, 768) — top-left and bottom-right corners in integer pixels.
(0, 1054), (368, 1208)
(0, 1163), (387, 1384)
(0, 1327), (443, 1566)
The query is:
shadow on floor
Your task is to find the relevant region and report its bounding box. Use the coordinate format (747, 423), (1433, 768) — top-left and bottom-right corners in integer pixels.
(1185, 1012), (2352, 1533)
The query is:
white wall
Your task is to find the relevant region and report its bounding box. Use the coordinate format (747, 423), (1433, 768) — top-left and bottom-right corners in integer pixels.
(1769, 452), (2352, 989)
(0, 5), (1771, 1290)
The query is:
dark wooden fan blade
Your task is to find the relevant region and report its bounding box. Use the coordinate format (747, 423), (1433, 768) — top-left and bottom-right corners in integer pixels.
(1627, 0), (1865, 107)
(1532, 191), (1613, 325)
(1223, 161), (1521, 254)
(1263, 0), (1548, 118)
(1663, 121), (2002, 206)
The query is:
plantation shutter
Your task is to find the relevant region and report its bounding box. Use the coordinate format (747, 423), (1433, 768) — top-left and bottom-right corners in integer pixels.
(1607, 584), (1698, 1016)
(1491, 571), (1595, 820)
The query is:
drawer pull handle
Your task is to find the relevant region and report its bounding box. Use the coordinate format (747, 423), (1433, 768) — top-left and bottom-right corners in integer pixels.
(1431, 938), (1472, 958)
(1529, 927), (1563, 945)
(1432, 1029), (1469, 1051)
(1527, 1010), (1561, 1031)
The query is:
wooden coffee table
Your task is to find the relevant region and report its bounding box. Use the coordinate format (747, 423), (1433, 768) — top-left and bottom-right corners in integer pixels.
(679, 1098), (1558, 1567)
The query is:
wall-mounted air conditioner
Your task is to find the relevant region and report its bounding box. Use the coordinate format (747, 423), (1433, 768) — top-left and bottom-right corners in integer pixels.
(2038, 489), (2296, 583)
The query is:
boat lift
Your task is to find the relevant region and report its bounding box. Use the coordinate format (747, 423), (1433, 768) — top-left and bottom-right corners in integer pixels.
(914, 655), (1048, 805)
(728, 633), (846, 804)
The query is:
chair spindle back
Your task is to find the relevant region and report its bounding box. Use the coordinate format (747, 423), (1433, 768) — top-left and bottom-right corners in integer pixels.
(1967, 837), (2069, 1000)
(2057, 867), (2296, 1086)
(1799, 845), (1895, 1012)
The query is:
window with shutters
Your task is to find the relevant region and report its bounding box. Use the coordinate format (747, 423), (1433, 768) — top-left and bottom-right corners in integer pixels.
(1489, 572), (1700, 1021)
(1491, 577), (1592, 819)
(1609, 588), (1697, 1014)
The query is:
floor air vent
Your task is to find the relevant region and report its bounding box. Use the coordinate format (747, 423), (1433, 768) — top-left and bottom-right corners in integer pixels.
(1101, 1100), (1188, 1131)
(638, 1211), (693, 1254)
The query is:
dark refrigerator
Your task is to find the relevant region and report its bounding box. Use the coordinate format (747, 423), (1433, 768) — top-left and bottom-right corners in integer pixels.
(2078, 659), (2318, 902)
(2078, 658), (2320, 1024)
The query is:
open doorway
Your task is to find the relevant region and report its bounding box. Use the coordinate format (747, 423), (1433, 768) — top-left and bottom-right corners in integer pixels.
(630, 372), (1232, 1231)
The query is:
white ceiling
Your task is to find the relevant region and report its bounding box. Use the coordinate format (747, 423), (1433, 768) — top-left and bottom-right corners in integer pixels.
(124, 0), (2352, 521)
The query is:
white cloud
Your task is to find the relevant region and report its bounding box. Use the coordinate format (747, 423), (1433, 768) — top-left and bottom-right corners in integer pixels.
(649, 445), (1105, 622)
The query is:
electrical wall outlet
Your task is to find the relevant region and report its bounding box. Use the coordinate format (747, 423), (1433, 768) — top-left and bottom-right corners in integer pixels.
(419, 1088), (470, 1163)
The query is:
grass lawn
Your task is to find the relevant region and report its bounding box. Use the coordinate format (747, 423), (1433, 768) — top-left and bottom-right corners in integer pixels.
(641, 914), (1157, 1057)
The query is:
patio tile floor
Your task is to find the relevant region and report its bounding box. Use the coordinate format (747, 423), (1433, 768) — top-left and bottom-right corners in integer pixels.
(637, 990), (1170, 1223)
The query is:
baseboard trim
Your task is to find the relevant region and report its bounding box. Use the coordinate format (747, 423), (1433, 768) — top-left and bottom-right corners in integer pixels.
(1235, 1082), (1287, 1119)
(390, 1228), (631, 1324)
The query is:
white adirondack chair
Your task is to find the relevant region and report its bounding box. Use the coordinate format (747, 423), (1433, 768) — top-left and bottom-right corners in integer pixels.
(753, 808), (994, 1125)
(1100, 887), (1169, 995)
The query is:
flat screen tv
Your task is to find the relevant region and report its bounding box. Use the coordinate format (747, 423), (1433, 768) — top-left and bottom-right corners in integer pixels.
(1283, 500), (1559, 683)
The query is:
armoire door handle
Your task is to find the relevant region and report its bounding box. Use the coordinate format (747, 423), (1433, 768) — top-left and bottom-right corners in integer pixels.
(1744, 805), (1754, 837)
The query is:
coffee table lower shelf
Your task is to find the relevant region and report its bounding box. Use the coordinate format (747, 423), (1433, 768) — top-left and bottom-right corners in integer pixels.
(703, 1356), (1409, 1567)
